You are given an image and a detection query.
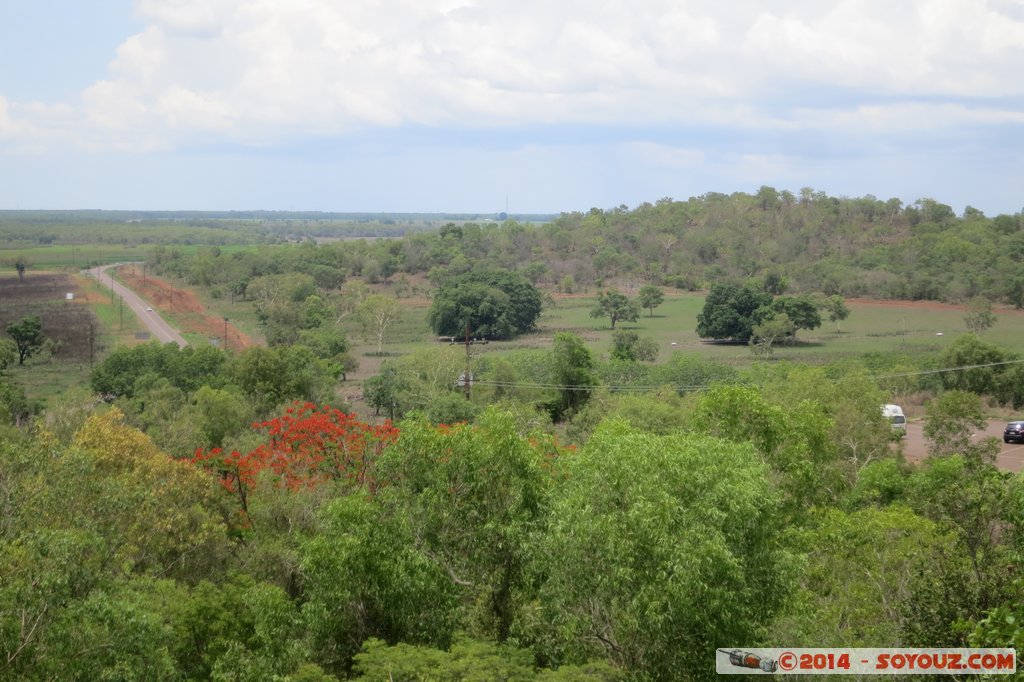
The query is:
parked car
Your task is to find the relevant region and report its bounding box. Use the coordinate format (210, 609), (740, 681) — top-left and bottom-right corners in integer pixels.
(1004, 421), (1024, 444)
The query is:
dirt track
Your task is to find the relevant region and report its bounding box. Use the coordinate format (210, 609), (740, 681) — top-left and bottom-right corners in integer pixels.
(902, 419), (1024, 472)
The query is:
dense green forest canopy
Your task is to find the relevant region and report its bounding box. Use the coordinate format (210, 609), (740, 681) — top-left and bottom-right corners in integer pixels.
(3, 358), (1024, 680)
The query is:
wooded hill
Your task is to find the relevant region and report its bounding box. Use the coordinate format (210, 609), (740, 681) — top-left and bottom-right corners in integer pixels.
(148, 188), (1024, 305)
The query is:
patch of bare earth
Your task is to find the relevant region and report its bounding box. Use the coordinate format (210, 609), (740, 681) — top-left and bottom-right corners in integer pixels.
(0, 273), (98, 360)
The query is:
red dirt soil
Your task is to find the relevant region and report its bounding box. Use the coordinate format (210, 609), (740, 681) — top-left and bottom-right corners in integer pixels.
(115, 266), (256, 349)
(846, 297), (1024, 314)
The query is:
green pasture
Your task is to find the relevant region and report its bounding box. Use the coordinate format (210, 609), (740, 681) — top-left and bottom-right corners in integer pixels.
(0, 243), (252, 271)
(7, 360), (93, 407)
(458, 293), (1024, 366)
(0, 244), (147, 270)
(193, 292), (266, 344)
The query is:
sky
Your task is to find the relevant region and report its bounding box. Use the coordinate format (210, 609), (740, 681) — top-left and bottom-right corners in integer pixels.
(0, 0), (1022, 215)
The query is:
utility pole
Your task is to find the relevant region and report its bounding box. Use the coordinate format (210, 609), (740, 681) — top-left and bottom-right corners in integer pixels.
(109, 271), (115, 304)
(463, 323), (472, 400)
(223, 317), (229, 351)
(119, 296), (123, 330)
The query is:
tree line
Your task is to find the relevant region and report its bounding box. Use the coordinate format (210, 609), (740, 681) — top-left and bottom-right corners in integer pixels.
(147, 189), (1024, 306)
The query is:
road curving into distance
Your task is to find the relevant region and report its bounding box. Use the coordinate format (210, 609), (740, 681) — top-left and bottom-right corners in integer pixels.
(86, 264), (188, 348)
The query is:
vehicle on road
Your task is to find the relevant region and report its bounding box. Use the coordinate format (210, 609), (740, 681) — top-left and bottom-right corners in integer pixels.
(1004, 421), (1024, 444)
(145, 307), (153, 311)
(882, 404), (906, 437)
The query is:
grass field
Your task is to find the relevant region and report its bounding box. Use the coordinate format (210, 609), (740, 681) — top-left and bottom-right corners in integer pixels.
(0, 243), (251, 271)
(521, 292), (1024, 365)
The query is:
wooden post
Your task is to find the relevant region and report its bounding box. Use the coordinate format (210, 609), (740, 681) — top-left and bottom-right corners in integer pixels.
(463, 323), (471, 400)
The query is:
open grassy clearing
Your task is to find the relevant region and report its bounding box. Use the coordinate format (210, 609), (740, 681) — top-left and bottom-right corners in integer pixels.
(0, 244), (148, 270)
(512, 292), (1024, 365)
(190, 290), (267, 345)
(329, 289), (1024, 418)
(7, 360), (94, 407)
(318, 286), (1024, 381)
(0, 243), (252, 271)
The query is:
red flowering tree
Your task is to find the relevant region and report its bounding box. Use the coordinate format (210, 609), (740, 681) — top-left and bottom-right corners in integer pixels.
(191, 401), (398, 516)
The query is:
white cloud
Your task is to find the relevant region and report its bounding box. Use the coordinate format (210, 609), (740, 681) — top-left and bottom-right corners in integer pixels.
(0, 0), (1021, 152)
(622, 142), (706, 169)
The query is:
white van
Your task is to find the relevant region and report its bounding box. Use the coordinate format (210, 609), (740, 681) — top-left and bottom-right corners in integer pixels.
(882, 404), (906, 437)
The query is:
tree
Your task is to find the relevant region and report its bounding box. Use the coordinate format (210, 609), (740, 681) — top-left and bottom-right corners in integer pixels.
(428, 271), (542, 339)
(70, 409), (231, 579)
(637, 285), (664, 317)
(964, 297), (997, 335)
(301, 497), (458, 673)
(14, 256), (27, 281)
(301, 294), (332, 330)
(0, 338), (16, 371)
(632, 336), (658, 362)
(770, 295), (822, 339)
(937, 334), (1010, 397)
(191, 401), (398, 517)
(609, 331), (640, 361)
(0, 375), (32, 426)
(334, 280), (370, 322)
(923, 390), (994, 460)
(692, 384), (840, 515)
(589, 290), (639, 329)
(696, 282), (773, 343)
(375, 410), (556, 643)
(755, 366), (891, 482)
(826, 294), (850, 332)
(771, 506), (956, 648)
(246, 273), (317, 311)
(357, 294), (402, 355)
(609, 331), (658, 363)
(352, 638), (621, 680)
(424, 392), (480, 425)
(6, 316), (45, 365)
(227, 346), (335, 412)
(550, 332), (596, 418)
(904, 455), (1022, 638)
(364, 364), (408, 419)
(536, 420), (790, 679)
(296, 326), (356, 377)
(193, 385), (250, 447)
(763, 271), (789, 295)
(1006, 276), (1024, 310)
(749, 313), (795, 357)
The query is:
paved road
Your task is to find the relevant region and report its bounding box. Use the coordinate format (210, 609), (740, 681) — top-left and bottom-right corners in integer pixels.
(86, 264), (188, 348)
(902, 419), (1024, 473)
